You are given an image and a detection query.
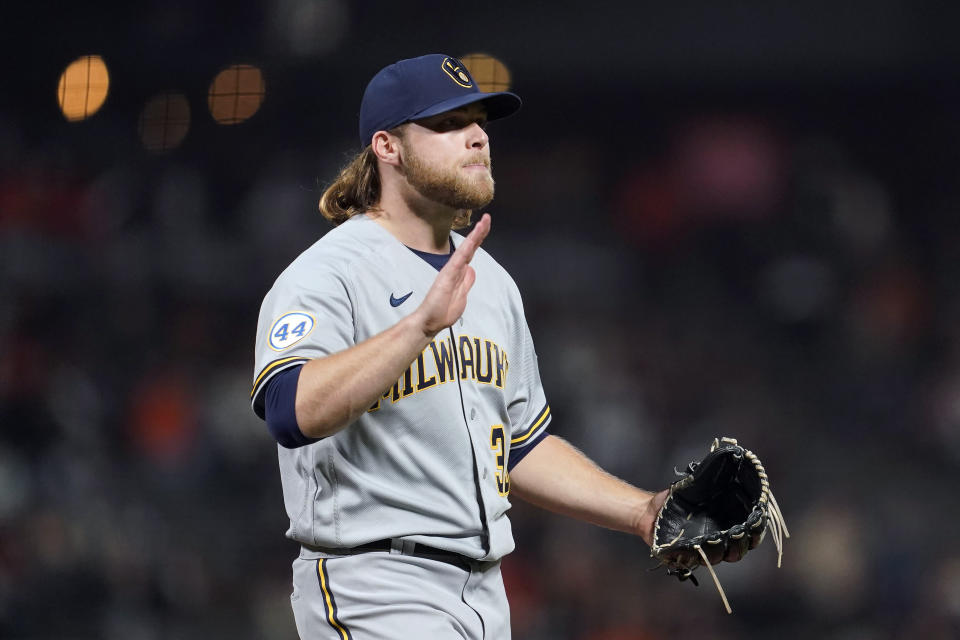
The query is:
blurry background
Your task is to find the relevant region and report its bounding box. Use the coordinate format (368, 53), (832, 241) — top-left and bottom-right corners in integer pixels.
(2, 1), (960, 638)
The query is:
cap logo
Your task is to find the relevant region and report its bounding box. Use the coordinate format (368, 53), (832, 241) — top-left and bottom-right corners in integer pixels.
(441, 57), (473, 88)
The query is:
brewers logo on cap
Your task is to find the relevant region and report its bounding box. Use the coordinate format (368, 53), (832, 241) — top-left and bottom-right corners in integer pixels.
(441, 57), (473, 88)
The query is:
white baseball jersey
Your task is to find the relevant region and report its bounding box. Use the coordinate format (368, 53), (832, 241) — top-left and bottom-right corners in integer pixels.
(250, 214), (551, 562)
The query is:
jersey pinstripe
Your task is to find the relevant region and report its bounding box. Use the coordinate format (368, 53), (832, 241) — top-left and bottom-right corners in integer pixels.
(251, 214), (551, 561)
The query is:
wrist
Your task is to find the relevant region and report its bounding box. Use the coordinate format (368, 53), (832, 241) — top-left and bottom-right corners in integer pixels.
(636, 488), (669, 547)
(401, 309), (441, 343)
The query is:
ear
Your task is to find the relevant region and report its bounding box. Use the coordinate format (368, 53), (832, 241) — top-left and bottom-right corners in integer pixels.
(371, 130), (403, 167)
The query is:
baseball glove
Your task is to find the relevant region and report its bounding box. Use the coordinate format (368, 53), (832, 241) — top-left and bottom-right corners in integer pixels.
(650, 437), (788, 613)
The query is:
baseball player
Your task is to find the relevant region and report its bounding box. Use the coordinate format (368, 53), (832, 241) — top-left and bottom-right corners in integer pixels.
(251, 54), (739, 639)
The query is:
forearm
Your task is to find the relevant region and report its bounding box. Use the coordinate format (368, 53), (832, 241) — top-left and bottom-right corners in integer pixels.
(510, 435), (662, 545)
(295, 312), (434, 438)
(295, 213), (490, 439)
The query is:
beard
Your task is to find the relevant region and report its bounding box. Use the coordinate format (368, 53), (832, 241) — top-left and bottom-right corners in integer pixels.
(401, 147), (495, 210)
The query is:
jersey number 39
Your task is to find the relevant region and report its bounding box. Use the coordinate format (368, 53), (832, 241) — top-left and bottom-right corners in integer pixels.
(490, 425), (509, 496)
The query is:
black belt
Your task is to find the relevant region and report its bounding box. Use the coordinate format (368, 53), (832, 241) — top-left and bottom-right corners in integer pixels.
(307, 539), (473, 570)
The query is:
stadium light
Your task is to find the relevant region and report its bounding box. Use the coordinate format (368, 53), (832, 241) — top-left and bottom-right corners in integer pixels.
(208, 64), (266, 125)
(57, 55), (110, 121)
(460, 53), (511, 92)
(139, 92), (191, 152)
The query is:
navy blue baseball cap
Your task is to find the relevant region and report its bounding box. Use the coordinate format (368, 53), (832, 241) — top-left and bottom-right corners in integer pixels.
(358, 54), (522, 147)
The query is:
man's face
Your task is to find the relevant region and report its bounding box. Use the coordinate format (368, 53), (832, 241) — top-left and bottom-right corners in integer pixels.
(398, 103), (494, 210)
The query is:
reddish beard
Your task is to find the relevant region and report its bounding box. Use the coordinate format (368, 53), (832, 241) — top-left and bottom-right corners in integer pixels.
(401, 148), (495, 210)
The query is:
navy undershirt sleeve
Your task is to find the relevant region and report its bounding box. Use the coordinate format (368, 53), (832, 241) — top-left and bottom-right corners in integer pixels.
(507, 430), (549, 471)
(264, 365), (319, 448)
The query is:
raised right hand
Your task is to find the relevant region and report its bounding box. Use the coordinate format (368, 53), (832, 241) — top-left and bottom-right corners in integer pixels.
(412, 213), (491, 337)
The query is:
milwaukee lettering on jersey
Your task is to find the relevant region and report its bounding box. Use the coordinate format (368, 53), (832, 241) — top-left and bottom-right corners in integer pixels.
(368, 334), (509, 411)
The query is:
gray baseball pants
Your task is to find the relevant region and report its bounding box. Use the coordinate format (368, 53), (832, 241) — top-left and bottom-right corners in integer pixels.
(290, 544), (510, 639)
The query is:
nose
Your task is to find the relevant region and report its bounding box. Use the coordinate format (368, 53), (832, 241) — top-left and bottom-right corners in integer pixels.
(466, 122), (488, 149)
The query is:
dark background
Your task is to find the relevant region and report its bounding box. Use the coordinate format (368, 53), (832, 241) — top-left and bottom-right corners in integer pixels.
(2, 1), (959, 638)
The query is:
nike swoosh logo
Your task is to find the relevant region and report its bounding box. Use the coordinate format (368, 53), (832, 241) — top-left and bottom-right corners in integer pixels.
(389, 291), (413, 307)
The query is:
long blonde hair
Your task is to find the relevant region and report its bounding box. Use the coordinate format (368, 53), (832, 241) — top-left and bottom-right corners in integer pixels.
(318, 143), (472, 229)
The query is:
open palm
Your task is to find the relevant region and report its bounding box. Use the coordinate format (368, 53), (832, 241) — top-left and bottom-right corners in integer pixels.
(415, 213), (491, 337)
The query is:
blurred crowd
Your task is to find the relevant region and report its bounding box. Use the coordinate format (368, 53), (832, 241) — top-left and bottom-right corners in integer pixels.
(3, 3), (960, 639)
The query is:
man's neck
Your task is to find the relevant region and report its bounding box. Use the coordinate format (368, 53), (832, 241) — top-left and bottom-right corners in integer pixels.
(372, 191), (457, 253)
